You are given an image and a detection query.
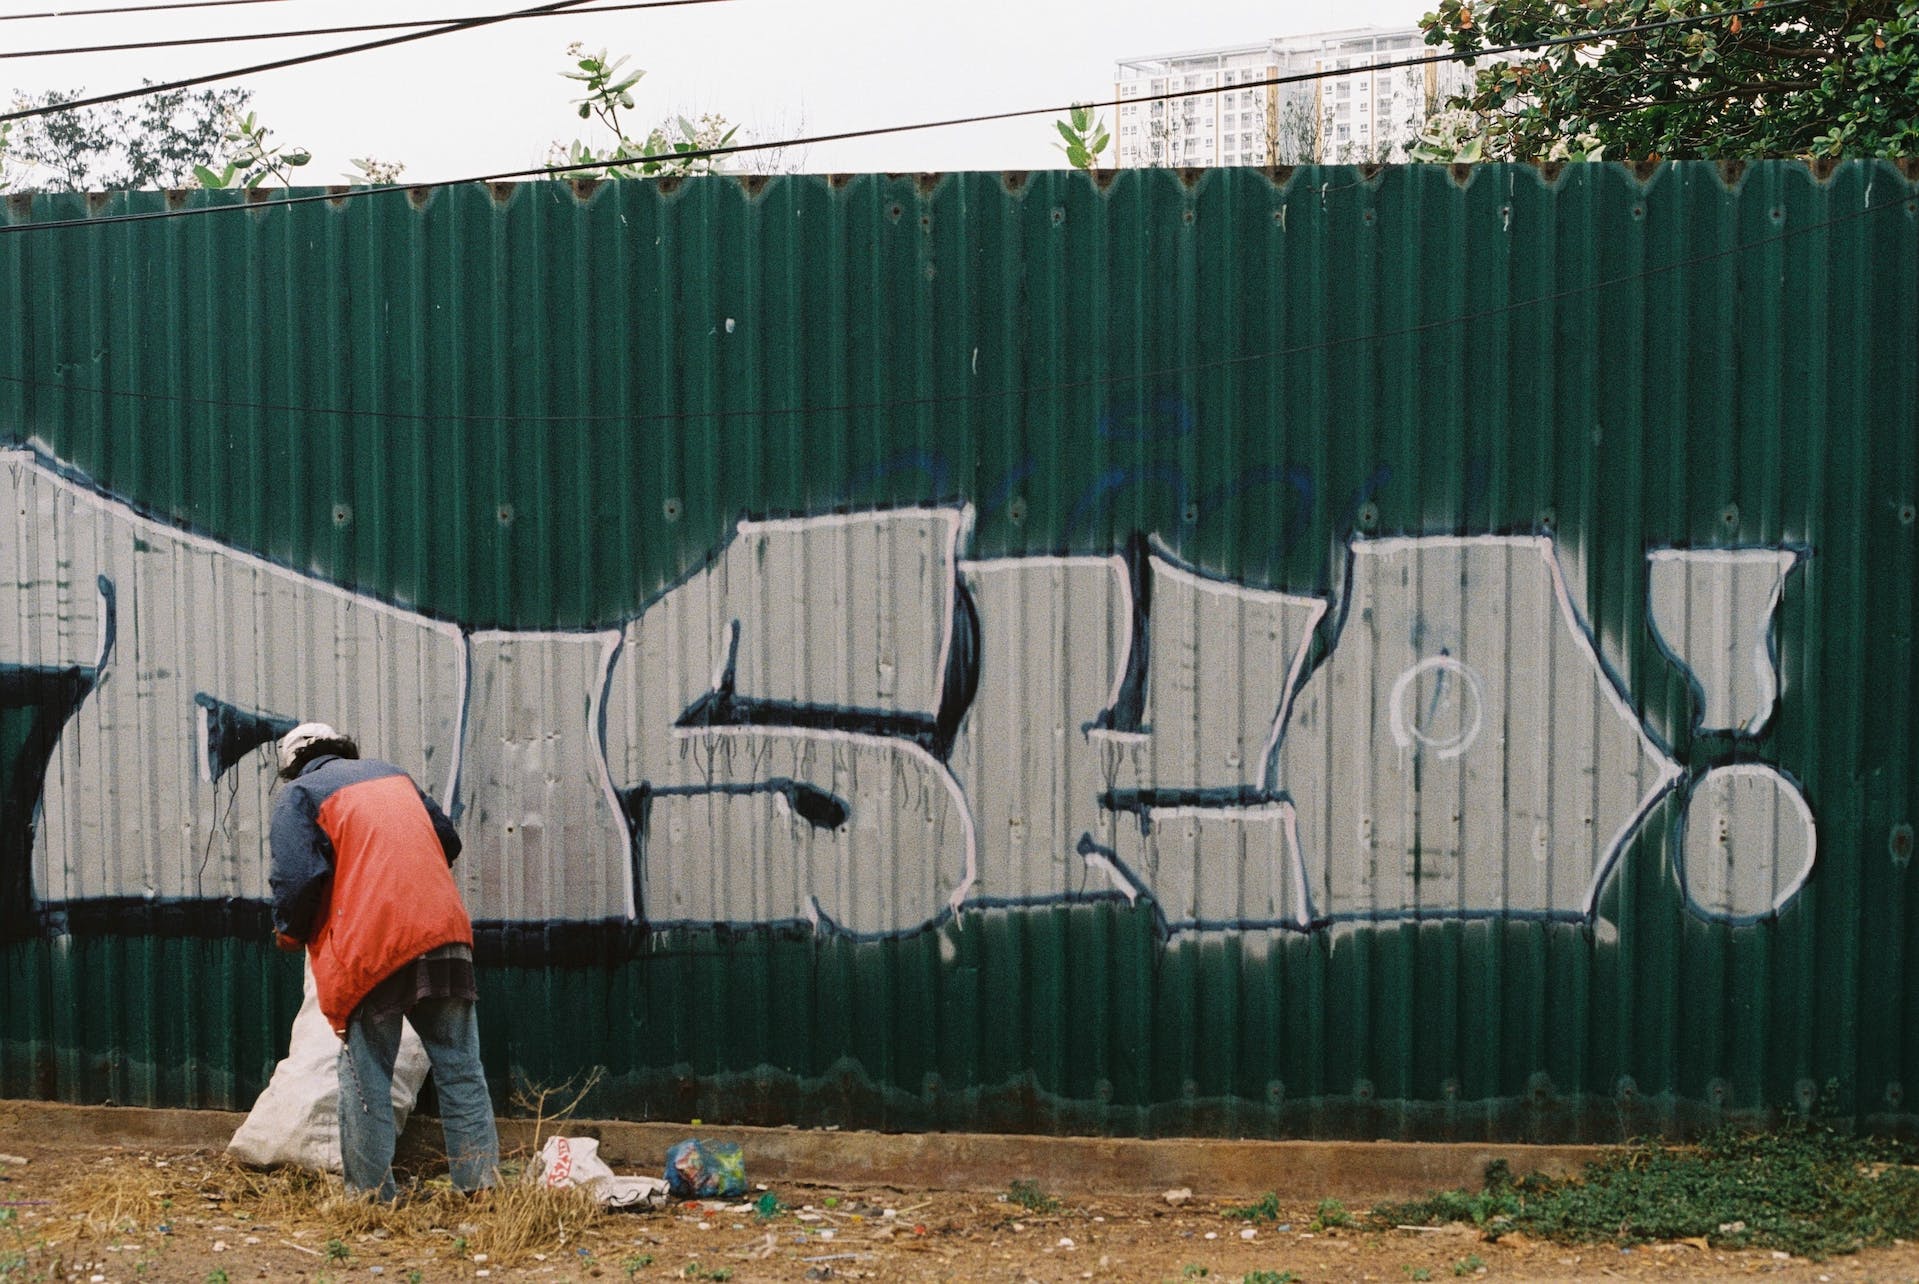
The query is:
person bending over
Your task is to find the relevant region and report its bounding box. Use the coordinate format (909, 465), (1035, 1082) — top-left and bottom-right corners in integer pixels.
(268, 722), (498, 1202)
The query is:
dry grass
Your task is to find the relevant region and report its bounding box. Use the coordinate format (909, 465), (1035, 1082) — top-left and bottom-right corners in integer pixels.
(43, 1070), (627, 1269)
(36, 1154), (176, 1242)
(48, 1149), (616, 1268)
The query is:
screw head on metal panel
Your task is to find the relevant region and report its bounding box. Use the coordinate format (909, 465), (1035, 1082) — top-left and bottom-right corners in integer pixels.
(1615, 1075), (1638, 1103)
(1719, 503), (1740, 531)
(496, 503), (515, 527)
(663, 497), (683, 523)
(1007, 496), (1027, 525)
(1357, 501), (1379, 531)
(1707, 1077), (1731, 1107)
(1891, 822), (1914, 868)
(1094, 1078), (1113, 1103)
(1888, 1081), (1906, 1108)
(1898, 502), (1916, 526)
(1182, 502), (1199, 525)
(1539, 507), (1557, 533)
(1794, 1078), (1819, 1112)
(331, 502), (352, 526)
(1441, 1077), (1460, 1101)
(1265, 1079), (1285, 1105)
(1353, 1078), (1375, 1102)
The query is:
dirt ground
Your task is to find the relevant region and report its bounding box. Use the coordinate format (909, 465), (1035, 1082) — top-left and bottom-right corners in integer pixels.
(3, 1138), (1918, 1284)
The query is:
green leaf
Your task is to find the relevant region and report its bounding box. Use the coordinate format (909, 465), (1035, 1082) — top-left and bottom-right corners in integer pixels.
(191, 163), (223, 188)
(1056, 120), (1080, 146)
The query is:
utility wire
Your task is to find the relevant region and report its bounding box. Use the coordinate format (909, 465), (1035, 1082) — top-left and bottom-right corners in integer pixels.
(0, 0), (300, 21)
(0, 0), (613, 123)
(0, 0), (731, 60)
(0, 189), (1903, 427)
(0, 0), (1811, 237)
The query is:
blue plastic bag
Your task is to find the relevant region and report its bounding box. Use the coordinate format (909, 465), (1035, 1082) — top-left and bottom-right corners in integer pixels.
(664, 1138), (748, 1199)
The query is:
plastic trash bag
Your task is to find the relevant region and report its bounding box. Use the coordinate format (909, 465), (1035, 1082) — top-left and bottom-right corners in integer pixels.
(531, 1135), (669, 1210)
(228, 957), (430, 1172)
(665, 1138), (748, 1199)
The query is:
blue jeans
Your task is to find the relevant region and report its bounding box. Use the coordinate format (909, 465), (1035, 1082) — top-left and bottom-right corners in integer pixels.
(338, 996), (499, 1201)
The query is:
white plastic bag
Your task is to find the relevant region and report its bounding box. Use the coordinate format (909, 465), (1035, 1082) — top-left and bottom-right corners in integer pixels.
(227, 958), (430, 1172)
(530, 1135), (669, 1210)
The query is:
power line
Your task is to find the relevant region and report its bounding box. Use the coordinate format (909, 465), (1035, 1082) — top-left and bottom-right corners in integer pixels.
(0, 189), (1901, 428)
(0, 0), (300, 21)
(0, 0), (732, 60)
(0, 0), (613, 124)
(0, 0), (1810, 236)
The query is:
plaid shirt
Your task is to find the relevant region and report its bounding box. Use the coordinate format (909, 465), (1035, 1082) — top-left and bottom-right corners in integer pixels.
(356, 942), (477, 1024)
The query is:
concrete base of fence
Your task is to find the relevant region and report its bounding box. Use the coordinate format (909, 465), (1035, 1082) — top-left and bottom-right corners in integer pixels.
(0, 1099), (1600, 1199)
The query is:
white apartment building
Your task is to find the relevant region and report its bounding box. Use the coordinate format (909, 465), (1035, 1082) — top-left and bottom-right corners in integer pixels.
(1113, 27), (1481, 167)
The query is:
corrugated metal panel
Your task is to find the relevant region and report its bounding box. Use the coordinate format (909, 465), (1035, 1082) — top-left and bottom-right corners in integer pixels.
(0, 161), (1914, 1141)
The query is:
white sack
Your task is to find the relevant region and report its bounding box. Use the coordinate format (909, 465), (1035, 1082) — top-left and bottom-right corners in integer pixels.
(227, 958), (430, 1171)
(530, 1135), (669, 1210)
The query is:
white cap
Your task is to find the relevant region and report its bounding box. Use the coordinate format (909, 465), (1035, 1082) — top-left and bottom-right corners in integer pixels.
(277, 722), (340, 772)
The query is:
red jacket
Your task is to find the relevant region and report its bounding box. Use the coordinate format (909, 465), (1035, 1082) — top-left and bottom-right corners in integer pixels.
(268, 756), (473, 1035)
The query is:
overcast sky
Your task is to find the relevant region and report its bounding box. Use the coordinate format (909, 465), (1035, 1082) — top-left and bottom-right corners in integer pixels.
(4, 0), (1429, 181)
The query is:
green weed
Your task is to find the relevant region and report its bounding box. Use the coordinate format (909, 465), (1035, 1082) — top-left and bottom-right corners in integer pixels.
(1007, 1178), (1062, 1214)
(323, 1237), (349, 1263)
(1223, 1191), (1282, 1222)
(1242, 1272), (1298, 1284)
(1374, 1122), (1919, 1260)
(1402, 1268), (1432, 1282)
(678, 1263), (731, 1282)
(1452, 1254), (1485, 1276)
(624, 1252), (655, 1276)
(1310, 1197), (1353, 1230)
(205, 1270), (231, 1284)
(1181, 1266), (1210, 1279)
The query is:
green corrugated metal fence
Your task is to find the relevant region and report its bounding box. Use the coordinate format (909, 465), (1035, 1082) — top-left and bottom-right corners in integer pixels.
(0, 160), (1914, 1140)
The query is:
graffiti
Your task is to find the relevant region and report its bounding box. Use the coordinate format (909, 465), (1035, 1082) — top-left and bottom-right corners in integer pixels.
(1676, 763), (1816, 923)
(457, 631), (631, 923)
(1647, 548), (1803, 736)
(1645, 546), (1812, 922)
(1088, 552), (1325, 932)
(0, 448), (1820, 946)
(1276, 537), (1686, 921)
(1, 450), (467, 916)
(601, 510), (978, 937)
